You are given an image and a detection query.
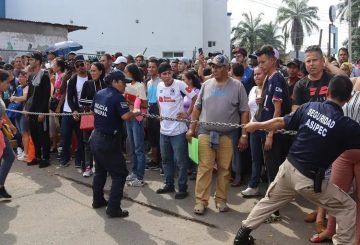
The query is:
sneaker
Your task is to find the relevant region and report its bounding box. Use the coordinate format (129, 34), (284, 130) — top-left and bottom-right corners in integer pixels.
(127, 178), (144, 187)
(83, 166), (93, 177)
(17, 147), (23, 156)
(215, 201), (230, 212)
(148, 161), (160, 170)
(17, 152), (25, 161)
(159, 168), (165, 176)
(56, 161), (70, 169)
(126, 173), (137, 181)
(264, 213), (281, 224)
(0, 186), (12, 199)
(156, 185), (175, 194)
(174, 191), (188, 199)
(241, 187), (260, 197)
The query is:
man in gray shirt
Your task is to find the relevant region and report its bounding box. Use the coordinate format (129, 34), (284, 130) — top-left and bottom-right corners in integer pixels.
(187, 55), (249, 214)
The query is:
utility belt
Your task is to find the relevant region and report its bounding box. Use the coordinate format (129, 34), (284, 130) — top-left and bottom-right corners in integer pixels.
(287, 156), (325, 193)
(94, 129), (121, 140)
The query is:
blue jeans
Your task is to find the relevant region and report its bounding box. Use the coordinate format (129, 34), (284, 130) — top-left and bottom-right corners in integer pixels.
(160, 133), (188, 192)
(0, 137), (16, 185)
(231, 129), (241, 182)
(126, 120), (145, 180)
(61, 115), (84, 166)
(248, 131), (265, 188)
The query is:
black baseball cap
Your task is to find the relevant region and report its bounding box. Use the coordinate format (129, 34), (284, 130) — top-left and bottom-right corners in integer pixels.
(105, 70), (132, 84)
(287, 59), (300, 68)
(74, 54), (85, 63)
(30, 52), (43, 63)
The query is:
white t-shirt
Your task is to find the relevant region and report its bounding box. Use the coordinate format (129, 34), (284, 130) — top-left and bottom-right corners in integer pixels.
(125, 82), (147, 110)
(76, 75), (88, 104)
(157, 79), (196, 136)
(63, 79), (71, 112)
(248, 86), (260, 122)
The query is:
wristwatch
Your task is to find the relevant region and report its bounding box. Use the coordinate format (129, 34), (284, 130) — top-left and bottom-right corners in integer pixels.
(241, 134), (248, 139)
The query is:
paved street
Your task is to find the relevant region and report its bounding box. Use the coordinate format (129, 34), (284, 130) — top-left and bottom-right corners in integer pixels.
(0, 158), (332, 245)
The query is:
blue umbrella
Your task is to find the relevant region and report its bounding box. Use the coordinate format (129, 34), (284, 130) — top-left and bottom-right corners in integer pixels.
(45, 40), (83, 57)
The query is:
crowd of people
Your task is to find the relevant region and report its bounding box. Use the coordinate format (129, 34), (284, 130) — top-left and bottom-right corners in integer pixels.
(0, 44), (360, 244)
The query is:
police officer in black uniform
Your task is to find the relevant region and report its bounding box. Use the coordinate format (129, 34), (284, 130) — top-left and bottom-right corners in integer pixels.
(90, 70), (140, 218)
(234, 75), (360, 245)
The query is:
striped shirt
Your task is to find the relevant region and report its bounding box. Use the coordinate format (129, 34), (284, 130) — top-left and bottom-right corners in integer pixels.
(343, 91), (360, 123)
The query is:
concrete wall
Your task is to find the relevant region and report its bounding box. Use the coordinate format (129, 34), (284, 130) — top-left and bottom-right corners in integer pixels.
(5, 0), (229, 58)
(0, 21), (68, 62)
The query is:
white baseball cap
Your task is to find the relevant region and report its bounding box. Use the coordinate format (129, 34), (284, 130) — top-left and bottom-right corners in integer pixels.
(113, 56), (127, 65)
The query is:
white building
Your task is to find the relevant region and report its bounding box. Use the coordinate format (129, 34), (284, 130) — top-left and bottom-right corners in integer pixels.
(3, 0), (231, 58)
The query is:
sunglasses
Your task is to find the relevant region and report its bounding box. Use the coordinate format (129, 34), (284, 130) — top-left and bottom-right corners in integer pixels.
(75, 62), (85, 68)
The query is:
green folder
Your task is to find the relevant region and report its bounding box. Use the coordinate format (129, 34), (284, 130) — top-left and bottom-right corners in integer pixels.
(188, 137), (199, 164)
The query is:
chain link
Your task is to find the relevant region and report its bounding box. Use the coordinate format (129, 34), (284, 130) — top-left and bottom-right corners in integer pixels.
(5, 109), (297, 135)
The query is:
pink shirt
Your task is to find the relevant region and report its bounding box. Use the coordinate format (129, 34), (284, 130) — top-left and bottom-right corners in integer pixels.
(54, 72), (64, 100)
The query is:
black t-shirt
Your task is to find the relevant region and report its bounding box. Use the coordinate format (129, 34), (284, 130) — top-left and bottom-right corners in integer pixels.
(293, 71), (333, 106)
(284, 101), (360, 171)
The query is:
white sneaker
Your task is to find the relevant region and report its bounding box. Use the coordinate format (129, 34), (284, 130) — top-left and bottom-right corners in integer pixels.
(241, 187), (260, 197)
(17, 152), (25, 161)
(17, 147), (24, 157)
(126, 173), (137, 181)
(83, 166), (93, 177)
(127, 178), (144, 187)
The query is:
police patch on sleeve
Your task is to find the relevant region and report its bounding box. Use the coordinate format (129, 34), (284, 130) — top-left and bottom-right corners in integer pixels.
(120, 102), (129, 108)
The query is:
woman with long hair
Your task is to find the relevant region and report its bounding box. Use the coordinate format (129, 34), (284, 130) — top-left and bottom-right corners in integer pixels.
(79, 62), (106, 177)
(124, 63), (148, 187)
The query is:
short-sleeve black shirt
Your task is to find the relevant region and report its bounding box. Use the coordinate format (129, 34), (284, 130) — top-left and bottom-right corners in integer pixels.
(293, 71), (333, 106)
(284, 101), (360, 171)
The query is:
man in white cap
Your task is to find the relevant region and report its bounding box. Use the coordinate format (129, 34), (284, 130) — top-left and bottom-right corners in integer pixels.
(113, 56), (128, 72)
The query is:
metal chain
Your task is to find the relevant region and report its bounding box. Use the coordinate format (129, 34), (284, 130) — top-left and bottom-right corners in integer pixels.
(5, 109), (92, 117)
(5, 109), (297, 135)
(141, 113), (297, 136)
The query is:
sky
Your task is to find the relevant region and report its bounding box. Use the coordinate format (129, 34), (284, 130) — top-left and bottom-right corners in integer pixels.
(227, 0), (349, 53)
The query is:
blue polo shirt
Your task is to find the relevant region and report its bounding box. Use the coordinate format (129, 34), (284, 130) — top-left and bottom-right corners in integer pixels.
(91, 87), (129, 135)
(284, 101), (360, 171)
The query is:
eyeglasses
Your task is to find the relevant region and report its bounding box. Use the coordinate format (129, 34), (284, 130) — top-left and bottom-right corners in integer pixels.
(75, 62), (85, 68)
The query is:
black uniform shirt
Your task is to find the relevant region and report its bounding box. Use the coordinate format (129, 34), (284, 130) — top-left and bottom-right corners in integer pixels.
(91, 87), (129, 135)
(284, 101), (360, 171)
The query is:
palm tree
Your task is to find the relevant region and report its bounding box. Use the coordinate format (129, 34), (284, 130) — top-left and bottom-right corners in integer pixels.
(337, 0), (360, 23)
(231, 12), (264, 53)
(259, 22), (284, 51)
(277, 0), (320, 58)
(337, 0), (360, 61)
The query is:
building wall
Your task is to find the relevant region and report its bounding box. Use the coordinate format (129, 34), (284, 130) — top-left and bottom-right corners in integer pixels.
(0, 21), (68, 62)
(202, 0), (230, 56)
(5, 0), (229, 58)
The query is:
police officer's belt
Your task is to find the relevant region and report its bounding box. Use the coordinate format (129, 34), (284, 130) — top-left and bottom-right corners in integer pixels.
(94, 129), (120, 139)
(287, 155), (317, 180)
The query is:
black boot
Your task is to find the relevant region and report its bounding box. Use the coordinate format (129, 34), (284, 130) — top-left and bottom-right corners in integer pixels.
(233, 226), (254, 245)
